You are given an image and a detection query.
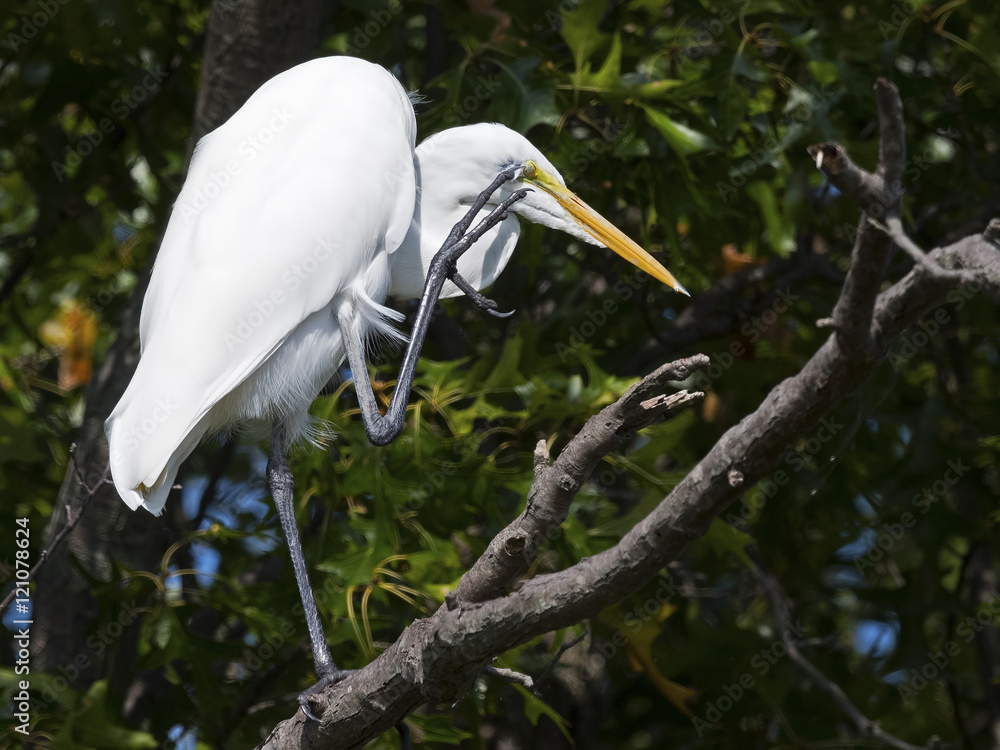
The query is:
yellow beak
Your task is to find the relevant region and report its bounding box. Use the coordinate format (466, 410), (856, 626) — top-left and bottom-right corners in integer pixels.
(522, 161), (689, 296)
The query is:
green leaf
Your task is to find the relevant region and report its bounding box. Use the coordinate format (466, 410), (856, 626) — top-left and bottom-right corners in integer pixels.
(642, 106), (718, 156)
(746, 180), (796, 255)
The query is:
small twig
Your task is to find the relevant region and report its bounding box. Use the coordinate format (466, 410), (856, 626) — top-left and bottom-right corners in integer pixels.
(983, 217), (1000, 245)
(0, 447), (109, 613)
(449, 355), (708, 606)
(483, 665), (536, 692)
(869, 216), (979, 282)
(482, 628), (588, 696)
(809, 78), (907, 360)
(747, 545), (927, 750)
(535, 629), (588, 686)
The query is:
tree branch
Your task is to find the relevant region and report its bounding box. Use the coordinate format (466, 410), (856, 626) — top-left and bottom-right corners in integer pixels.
(808, 78), (905, 359)
(747, 545), (930, 750)
(449, 355), (708, 606)
(253, 76), (1000, 747)
(257, 226), (998, 748)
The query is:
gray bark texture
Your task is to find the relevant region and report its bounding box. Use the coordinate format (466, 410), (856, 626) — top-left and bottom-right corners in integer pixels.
(254, 80), (1000, 750)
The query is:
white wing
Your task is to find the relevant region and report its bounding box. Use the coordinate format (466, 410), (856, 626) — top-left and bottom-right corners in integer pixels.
(107, 57), (416, 507)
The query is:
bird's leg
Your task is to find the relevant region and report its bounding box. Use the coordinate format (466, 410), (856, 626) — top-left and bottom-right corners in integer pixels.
(267, 424), (350, 720)
(341, 173), (529, 446)
(268, 426), (414, 746)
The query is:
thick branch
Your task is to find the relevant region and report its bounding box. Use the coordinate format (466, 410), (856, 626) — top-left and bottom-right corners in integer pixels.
(257, 232), (1000, 750)
(449, 355), (708, 605)
(257, 85), (1000, 748)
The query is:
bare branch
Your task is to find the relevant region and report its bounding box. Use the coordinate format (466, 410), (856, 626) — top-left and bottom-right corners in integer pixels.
(810, 78), (906, 358)
(255, 84), (1000, 750)
(747, 546), (928, 750)
(449, 355), (708, 606)
(984, 218), (1000, 244)
(0, 450), (108, 613)
(535, 629), (588, 686)
(254, 231), (999, 750)
(483, 666), (535, 692)
(874, 78), (906, 192)
(869, 215), (981, 283)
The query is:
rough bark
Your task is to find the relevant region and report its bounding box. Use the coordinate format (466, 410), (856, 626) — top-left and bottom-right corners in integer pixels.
(32, 0), (322, 699)
(256, 80), (1000, 750)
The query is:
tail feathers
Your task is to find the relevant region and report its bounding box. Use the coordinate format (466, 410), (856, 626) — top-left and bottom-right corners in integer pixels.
(106, 379), (213, 516)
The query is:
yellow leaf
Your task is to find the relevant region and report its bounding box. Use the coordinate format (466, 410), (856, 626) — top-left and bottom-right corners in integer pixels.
(39, 299), (98, 390)
(603, 599), (698, 716)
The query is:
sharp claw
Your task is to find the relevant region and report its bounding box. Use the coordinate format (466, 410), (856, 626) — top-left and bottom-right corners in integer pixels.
(487, 306), (516, 319)
(297, 667), (352, 722)
(299, 695), (324, 722)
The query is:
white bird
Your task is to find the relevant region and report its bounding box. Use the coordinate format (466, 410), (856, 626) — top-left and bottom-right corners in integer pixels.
(105, 55), (687, 720)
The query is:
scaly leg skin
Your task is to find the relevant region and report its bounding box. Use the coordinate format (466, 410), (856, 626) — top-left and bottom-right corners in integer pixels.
(296, 665), (353, 721)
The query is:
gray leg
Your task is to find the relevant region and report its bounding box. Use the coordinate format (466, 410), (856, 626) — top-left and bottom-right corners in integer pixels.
(268, 424), (412, 748)
(343, 171), (529, 446)
(267, 424), (344, 719)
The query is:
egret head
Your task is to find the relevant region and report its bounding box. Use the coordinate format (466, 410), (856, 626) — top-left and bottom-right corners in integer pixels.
(392, 122), (688, 299)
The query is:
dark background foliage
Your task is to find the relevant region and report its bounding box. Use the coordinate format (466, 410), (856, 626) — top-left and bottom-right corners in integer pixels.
(1, 0), (999, 747)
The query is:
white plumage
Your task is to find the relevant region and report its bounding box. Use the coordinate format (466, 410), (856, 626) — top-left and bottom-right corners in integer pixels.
(106, 56), (687, 516)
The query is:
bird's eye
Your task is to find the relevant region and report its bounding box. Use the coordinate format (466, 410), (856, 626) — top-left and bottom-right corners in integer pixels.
(522, 161), (537, 179)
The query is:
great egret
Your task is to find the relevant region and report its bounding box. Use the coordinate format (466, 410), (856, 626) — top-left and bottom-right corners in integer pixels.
(106, 55), (687, 722)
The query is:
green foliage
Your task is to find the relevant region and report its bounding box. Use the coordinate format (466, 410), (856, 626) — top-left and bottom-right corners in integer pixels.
(2, 0), (1000, 748)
